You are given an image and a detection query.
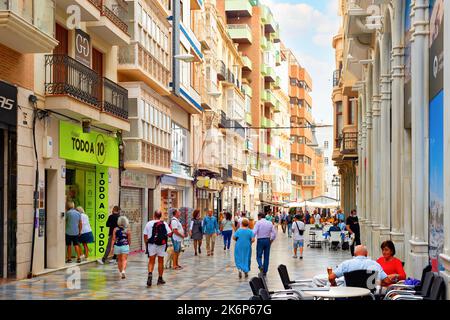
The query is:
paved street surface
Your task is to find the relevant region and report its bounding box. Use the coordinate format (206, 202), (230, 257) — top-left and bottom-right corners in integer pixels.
(0, 229), (351, 300)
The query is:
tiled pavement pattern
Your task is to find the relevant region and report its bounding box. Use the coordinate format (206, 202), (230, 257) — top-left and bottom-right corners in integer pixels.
(0, 229), (351, 300)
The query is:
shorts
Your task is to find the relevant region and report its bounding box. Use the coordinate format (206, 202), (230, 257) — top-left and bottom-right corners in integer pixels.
(79, 232), (94, 244)
(147, 244), (167, 257)
(66, 234), (80, 246)
(114, 245), (130, 255)
(293, 239), (304, 249)
(173, 240), (182, 253)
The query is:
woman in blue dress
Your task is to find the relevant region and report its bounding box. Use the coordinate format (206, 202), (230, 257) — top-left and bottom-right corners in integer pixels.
(233, 218), (255, 279)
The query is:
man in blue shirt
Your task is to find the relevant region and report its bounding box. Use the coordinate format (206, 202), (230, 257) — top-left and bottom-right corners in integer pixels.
(253, 212), (277, 276)
(65, 201), (82, 263)
(313, 245), (393, 287)
(203, 210), (219, 256)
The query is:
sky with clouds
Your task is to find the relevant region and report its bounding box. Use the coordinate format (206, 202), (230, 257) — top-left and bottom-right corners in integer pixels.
(262, 0), (340, 125)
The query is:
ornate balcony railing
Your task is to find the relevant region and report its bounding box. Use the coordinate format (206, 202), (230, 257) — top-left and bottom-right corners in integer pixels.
(45, 54), (128, 120)
(45, 54), (100, 107)
(333, 69), (341, 87)
(102, 77), (128, 119)
(85, 0), (128, 34)
(219, 110), (228, 128)
(217, 60), (226, 81)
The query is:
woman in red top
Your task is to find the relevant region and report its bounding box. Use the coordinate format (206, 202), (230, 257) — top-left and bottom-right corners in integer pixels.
(377, 240), (406, 283)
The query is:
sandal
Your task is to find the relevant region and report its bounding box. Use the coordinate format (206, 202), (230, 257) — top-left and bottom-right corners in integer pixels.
(173, 266), (183, 270)
(76, 258), (81, 263)
(66, 259), (72, 263)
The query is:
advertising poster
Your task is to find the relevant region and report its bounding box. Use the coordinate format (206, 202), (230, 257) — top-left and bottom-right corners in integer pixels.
(428, 0), (444, 272)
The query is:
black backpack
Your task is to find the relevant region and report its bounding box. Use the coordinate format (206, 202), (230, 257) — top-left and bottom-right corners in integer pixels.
(149, 221), (168, 246)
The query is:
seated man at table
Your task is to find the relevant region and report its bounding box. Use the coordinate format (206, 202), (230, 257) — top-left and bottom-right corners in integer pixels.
(313, 245), (394, 287)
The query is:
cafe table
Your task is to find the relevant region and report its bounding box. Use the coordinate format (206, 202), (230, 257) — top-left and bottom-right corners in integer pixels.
(301, 287), (372, 300)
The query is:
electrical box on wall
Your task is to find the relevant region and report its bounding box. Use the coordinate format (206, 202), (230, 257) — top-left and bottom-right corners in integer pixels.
(43, 136), (53, 159)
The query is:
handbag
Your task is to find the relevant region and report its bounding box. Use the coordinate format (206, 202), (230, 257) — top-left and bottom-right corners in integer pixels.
(295, 222), (304, 236)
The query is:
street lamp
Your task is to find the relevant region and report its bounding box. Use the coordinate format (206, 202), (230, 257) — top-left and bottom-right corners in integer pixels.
(332, 174), (341, 202)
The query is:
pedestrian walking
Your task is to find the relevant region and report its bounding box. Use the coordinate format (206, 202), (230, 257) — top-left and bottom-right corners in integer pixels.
(98, 206), (120, 264)
(144, 210), (172, 287)
(65, 201), (82, 263)
(292, 214), (305, 259)
(76, 206), (94, 260)
(253, 212), (277, 276)
(346, 209), (361, 256)
(304, 211), (311, 225)
(233, 218), (255, 279)
(111, 216), (131, 279)
(220, 212), (233, 251)
(203, 210), (220, 256)
(170, 209), (185, 270)
(189, 209), (203, 256)
(280, 211), (287, 233)
(286, 212), (294, 238)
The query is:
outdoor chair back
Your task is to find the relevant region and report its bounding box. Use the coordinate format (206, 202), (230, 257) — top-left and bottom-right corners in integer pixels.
(329, 231), (341, 243)
(277, 264), (292, 289)
(419, 272), (435, 297)
(259, 288), (271, 300)
(417, 265), (432, 291)
(426, 275), (446, 300)
(249, 277), (265, 296)
(343, 270), (377, 292)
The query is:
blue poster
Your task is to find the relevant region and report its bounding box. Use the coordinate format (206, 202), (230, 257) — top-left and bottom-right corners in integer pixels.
(429, 90), (444, 272)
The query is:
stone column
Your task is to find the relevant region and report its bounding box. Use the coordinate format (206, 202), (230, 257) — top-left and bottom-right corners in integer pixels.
(371, 94), (382, 257)
(365, 107), (373, 255)
(440, 0), (450, 299)
(409, 0), (430, 278)
(379, 72), (392, 245)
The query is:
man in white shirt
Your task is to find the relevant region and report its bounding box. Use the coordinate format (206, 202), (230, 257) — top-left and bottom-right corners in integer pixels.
(143, 210), (172, 287)
(292, 214), (305, 259)
(314, 210), (322, 225)
(171, 209), (185, 270)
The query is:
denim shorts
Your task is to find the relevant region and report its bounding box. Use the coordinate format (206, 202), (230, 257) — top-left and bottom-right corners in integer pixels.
(114, 245), (130, 255)
(293, 240), (304, 248)
(173, 240), (182, 253)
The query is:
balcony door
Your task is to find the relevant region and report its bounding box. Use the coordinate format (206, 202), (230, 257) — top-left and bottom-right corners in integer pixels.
(52, 24), (69, 90)
(92, 48), (104, 106)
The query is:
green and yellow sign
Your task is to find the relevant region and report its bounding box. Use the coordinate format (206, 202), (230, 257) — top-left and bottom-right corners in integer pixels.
(95, 166), (109, 257)
(59, 121), (119, 168)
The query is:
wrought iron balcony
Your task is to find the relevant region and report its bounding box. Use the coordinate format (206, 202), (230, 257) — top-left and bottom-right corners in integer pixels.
(45, 54), (100, 108)
(217, 60), (227, 81)
(219, 110), (229, 128)
(102, 77), (128, 119)
(45, 54), (128, 120)
(333, 69), (341, 87)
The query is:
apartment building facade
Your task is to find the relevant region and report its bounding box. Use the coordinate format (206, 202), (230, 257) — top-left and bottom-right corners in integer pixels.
(1, 0), (131, 279)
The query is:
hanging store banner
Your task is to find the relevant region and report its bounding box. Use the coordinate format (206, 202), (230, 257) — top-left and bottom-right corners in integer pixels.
(95, 166), (109, 257)
(428, 0), (444, 272)
(59, 121), (119, 168)
(75, 29), (91, 68)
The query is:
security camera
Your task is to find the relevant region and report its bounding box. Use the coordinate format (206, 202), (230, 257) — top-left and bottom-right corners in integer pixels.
(82, 119), (91, 133)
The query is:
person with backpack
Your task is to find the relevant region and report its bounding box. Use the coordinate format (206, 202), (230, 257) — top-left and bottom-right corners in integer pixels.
(170, 209), (185, 270)
(292, 214), (305, 259)
(143, 210), (172, 287)
(111, 216), (131, 279)
(189, 209), (203, 256)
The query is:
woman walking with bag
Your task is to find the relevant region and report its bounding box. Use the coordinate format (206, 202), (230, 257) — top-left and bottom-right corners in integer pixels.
(111, 216), (131, 279)
(189, 209), (203, 256)
(291, 214), (305, 259)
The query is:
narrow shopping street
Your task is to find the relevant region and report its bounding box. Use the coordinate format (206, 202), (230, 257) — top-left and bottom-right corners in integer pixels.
(0, 231), (350, 300)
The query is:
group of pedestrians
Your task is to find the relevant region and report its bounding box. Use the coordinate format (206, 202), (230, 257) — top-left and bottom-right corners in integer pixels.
(65, 201), (95, 263)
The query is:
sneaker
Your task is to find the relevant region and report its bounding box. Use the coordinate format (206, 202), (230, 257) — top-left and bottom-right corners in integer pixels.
(244, 272), (249, 278)
(66, 259), (72, 263)
(121, 272), (126, 279)
(292, 255), (298, 259)
(147, 274), (152, 287)
(76, 258), (81, 263)
(238, 271), (242, 279)
(157, 277), (166, 285)
(224, 246), (226, 251)
(300, 256), (303, 260)
(97, 259), (104, 265)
